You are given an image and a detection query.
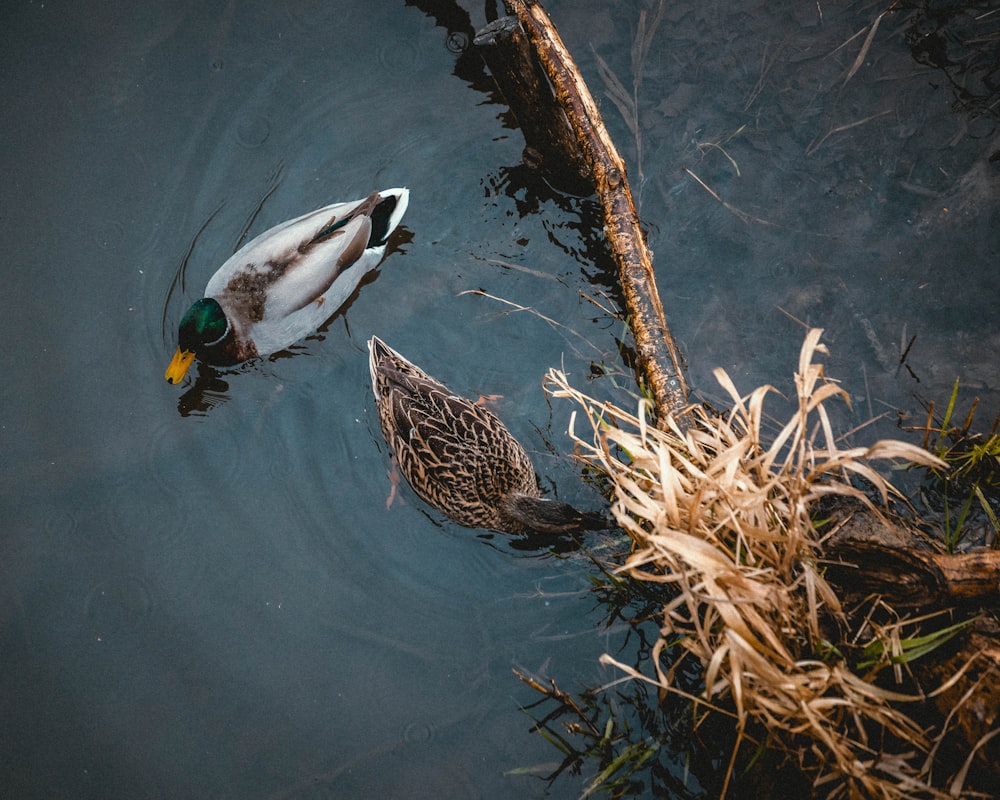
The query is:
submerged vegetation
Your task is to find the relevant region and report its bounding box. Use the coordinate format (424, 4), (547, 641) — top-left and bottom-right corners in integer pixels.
(901, 0), (1000, 122)
(909, 378), (1000, 553)
(519, 330), (996, 799)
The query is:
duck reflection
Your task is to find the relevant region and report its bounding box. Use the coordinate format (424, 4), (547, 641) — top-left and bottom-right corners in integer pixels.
(175, 365), (231, 417)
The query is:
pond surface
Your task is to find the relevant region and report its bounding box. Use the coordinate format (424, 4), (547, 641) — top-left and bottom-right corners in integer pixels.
(1, 1), (996, 797)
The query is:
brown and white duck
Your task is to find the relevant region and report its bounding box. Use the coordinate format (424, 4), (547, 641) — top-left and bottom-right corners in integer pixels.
(165, 188), (409, 383)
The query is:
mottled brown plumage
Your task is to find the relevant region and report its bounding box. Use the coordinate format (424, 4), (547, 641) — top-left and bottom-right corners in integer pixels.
(368, 336), (602, 535)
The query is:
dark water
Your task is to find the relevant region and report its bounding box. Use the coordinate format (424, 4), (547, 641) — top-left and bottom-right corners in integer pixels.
(1, 1), (996, 797)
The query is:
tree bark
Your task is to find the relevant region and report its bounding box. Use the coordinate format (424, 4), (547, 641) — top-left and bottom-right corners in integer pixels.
(824, 506), (1000, 607)
(481, 0), (689, 425)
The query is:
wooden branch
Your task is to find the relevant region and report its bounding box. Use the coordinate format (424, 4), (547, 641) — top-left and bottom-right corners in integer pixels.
(496, 0), (689, 424)
(823, 506), (1000, 607)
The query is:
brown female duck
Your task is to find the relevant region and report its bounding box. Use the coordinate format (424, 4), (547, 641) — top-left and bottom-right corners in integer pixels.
(368, 336), (604, 535)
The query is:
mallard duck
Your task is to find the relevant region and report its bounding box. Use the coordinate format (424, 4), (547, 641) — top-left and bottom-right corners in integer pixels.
(165, 188), (409, 383)
(368, 336), (604, 535)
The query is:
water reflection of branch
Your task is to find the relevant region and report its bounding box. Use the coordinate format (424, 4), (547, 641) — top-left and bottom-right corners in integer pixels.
(162, 163), (285, 346)
(514, 667), (602, 736)
(512, 648), (734, 797)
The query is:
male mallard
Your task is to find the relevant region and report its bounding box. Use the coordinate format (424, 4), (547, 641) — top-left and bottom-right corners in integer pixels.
(165, 188), (409, 383)
(368, 336), (604, 535)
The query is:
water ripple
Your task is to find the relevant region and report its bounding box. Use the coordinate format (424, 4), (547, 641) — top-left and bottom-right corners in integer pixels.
(399, 720), (435, 745)
(92, 219), (126, 250)
(82, 575), (155, 640)
(281, 4), (360, 38)
(144, 415), (246, 499)
(375, 35), (422, 73)
(43, 506), (80, 539)
(235, 114), (272, 149)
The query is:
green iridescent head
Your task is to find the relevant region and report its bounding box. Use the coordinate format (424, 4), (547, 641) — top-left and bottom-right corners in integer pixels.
(165, 298), (230, 384)
(178, 298), (229, 352)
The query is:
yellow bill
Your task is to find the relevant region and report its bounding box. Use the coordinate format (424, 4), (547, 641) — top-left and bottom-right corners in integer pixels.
(165, 348), (196, 384)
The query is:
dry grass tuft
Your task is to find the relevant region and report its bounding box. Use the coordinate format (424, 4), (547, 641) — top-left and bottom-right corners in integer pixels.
(544, 329), (982, 799)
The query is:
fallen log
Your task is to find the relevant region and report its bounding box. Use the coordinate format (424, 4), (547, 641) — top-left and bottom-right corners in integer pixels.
(824, 506), (1000, 607)
(478, 1), (689, 425)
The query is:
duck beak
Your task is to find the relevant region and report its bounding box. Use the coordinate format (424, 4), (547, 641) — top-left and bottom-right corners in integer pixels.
(165, 347), (196, 384)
